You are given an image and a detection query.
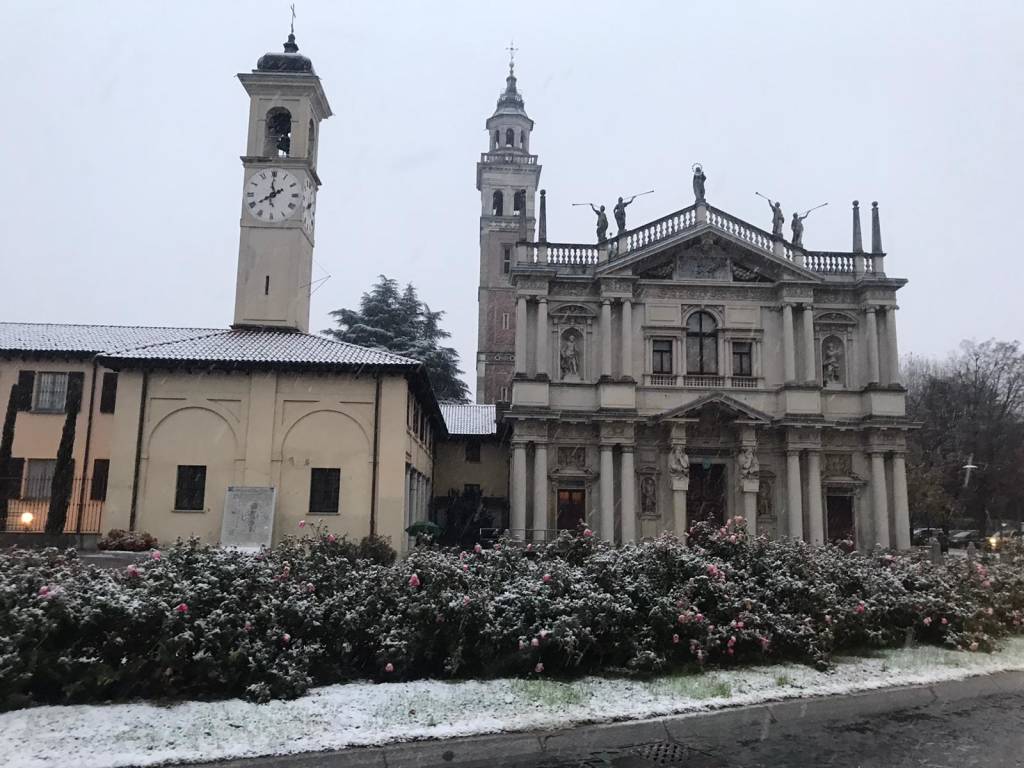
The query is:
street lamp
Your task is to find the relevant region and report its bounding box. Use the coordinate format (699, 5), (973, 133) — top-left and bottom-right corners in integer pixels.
(19, 511), (33, 529)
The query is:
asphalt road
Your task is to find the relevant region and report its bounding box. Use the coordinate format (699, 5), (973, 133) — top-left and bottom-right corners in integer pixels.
(531, 691), (1024, 768)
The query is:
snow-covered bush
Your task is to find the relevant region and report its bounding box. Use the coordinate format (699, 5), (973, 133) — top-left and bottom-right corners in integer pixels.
(1, 519), (1022, 710)
(96, 529), (158, 552)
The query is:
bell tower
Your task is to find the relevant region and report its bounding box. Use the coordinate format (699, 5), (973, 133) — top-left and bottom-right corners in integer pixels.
(233, 29), (332, 333)
(475, 50), (542, 403)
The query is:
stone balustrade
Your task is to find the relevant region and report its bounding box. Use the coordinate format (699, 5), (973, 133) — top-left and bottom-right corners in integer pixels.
(705, 206), (774, 253)
(546, 243), (600, 265)
(479, 152), (538, 165)
(642, 374), (761, 389)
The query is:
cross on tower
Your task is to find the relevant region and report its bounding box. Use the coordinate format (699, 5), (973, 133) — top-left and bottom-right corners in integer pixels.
(506, 40), (518, 71)
(290, 3), (296, 35)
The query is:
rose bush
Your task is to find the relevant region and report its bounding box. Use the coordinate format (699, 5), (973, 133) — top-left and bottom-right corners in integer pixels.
(1, 518), (1022, 710)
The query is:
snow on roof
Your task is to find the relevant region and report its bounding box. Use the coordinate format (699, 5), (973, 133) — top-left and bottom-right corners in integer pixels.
(0, 323), (419, 369)
(439, 403), (497, 436)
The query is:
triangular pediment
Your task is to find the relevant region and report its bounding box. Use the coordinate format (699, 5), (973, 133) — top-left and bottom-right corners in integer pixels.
(653, 392), (773, 424)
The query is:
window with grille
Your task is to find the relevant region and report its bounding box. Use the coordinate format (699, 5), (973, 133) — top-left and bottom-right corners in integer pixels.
(309, 468), (341, 515)
(732, 342), (753, 377)
(33, 372), (69, 412)
(174, 465), (206, 511)
(90, 459), (110, 501)
(652, 339), (674, 374)
(24, 459), (56, 499)
(686, 312), (718, 374)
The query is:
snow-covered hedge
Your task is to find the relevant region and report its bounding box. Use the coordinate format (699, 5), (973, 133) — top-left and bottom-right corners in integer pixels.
(2, 519), (1022, 710)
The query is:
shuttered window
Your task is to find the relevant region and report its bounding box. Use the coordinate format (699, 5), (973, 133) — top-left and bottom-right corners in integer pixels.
(99, 372), (118, 413)
(90, 459), (110, 501)
(24, 459), (57, 499)
(309, 468), (340, 515)
(15, 372), (35, 411)
(33, 372), (68, 412)
(174, 465), (206, 511)
(2, 457), (25, 500)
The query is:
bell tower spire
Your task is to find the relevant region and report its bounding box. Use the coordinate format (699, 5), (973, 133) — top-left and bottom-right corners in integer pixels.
(475, 50), (542, 404)
(233, 27), (332, 333)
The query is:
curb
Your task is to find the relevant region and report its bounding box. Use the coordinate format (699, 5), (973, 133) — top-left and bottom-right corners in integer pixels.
(189, 669), (1024, 768)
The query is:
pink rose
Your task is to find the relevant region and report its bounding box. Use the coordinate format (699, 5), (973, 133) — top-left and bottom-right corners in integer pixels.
(150, 550), (161, 561)
(244, 621), (252, 632)
(941, 617), (949, 625)
(463, 596), (470, 605)
(531, 638), (540, 647)
(408, 573), (421, 588)
(518, 640), (526, 650)
(539, 629), (549, 639)
(728, 535), (737, 544)
(281, 633), (291, 644)
(462, 564), (468, 572)
(855, 603), (866, 614)
(969, 642), (979, 652)
(125, 564), (140, 578)
(678, 613), (689, 624)
(175, 603), (188, 614)
(535, 663), (544, 674)
(474, 544), (483, 554)
(542, 573), (552, 583)
(981, 580), (992, 589)
(38, 585), (49, 597)
(526, 543), (534, 552)
(825, 615), (832, 624)
(672, 634), (680, 644)
(298, 520), (306, 529)
(326, 533), (336, 543)
(923, 617), (932, 626)
(985, 607), (994, 616)
(306, 582), (315, 593)
(694, 613), (704, 622)
(727, 648), (734, 656)
(494, 544), (501, 551)
(583, 528), (593, 538)
(727, 636), (736, 647)
(385, 662), (394, 673)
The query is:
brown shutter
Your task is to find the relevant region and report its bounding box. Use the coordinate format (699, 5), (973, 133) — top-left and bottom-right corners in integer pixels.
(99, 372), (118, 413)
(3, 457), (24, 500)
(15, 371), (34, 411)
(65, 372), (85, 414)
(90, 459), (110, 501)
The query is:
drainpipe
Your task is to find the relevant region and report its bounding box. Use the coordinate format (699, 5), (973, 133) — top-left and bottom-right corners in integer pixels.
(74, 358), (99, 538)
(128, 370), (149, 532)
(369, 371), (382, 537)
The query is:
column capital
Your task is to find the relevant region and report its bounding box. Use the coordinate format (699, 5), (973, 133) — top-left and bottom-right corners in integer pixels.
(601, 298), (612, 306)
(620, 444), (635, 454)
(599, 443), (614, 453)
(537, 297), (548, 305)
(864, 305), (878, 315)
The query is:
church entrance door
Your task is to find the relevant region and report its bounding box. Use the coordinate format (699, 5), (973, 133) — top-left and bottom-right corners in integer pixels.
(687, 463), (726, 524)
(557, 489), (586, 531)
(826, 494), (855, 544)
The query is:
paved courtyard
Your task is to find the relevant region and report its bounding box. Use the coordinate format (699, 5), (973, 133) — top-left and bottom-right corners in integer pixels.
(529, 692), (1024, 768)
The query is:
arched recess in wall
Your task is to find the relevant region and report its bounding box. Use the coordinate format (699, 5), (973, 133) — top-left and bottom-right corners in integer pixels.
(146, 405), (240, 460)
(821, 334), (847, 386)
(264, 107), (292, 157)
(492, 190), (504, 216)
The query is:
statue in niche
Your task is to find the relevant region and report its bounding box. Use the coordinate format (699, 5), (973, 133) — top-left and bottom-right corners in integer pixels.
(757, 477), (775, 531)
(668, 445), (690, 479)
(560, 333), (581, 378)
(822, 338), (844, 384)
(640, 475), (658, 517)
(692, 164), (707, 203)
(737, 447), (759, 481)
(589, 203), (609, 242)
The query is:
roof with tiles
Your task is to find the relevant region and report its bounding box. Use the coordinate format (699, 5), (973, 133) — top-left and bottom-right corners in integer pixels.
(0, 323), (419, 369)
(439, 403), (497, 436)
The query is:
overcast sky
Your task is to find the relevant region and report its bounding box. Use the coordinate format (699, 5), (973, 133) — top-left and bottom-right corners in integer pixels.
(3, 1), (1022, 394)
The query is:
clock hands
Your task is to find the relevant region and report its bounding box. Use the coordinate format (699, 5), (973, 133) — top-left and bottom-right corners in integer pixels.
(257, 180), (284, 205)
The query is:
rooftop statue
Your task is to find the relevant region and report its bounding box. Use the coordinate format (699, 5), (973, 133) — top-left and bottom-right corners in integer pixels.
(692, 164), (707, 204)
(590, 203), (609, 242)
(613, 196), (635, 234)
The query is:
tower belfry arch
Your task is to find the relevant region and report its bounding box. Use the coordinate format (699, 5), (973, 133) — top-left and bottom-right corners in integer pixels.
(475, 51), (542, 403)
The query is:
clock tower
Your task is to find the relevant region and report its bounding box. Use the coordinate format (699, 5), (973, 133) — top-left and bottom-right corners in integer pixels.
(233, 31), (332, 333)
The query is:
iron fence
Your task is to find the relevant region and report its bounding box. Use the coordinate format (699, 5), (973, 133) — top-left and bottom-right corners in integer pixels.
(2, 476), (104, 534)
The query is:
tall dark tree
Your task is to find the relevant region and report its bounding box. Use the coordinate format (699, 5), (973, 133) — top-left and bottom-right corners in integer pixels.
(0, 383), (19, 526)
(324, 275), (470, 402)
(46, 372), (84, 534)
(905, 340), (1024, 531)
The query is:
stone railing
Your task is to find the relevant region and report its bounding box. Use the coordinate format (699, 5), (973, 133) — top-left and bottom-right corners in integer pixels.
(619, 206), (699, 255)
(479, 152), (538, 166)
(545, 243), (601, 266)
(706, 206), (775, 254)
(642, 374), (761, 389)
(805, 251), (855, 274)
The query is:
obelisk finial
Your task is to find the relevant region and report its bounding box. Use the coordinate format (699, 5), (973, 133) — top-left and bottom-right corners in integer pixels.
(852, 200), (863, 253)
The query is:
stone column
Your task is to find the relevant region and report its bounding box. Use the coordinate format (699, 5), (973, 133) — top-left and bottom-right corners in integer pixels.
(601, 300), (613, 378)
(511, 442), (527, 536)
(600, 444), (615, 541)
(802, 305), (817, 384)
(536, 298), (549, 377)
(737, 428), (759, 538)
(806, 451), (824, 546)
(782, 303), (796, 383)
(865, 307), (880, 385)
(621, 299), (633, 379)
(870, 451), (890, 548)
(514, 296), (528, 376)
(673, 486), (688, 540)
(885, 308), (901, 385)
(532, 442), (548, 540)
(620, 446), (637, 543)
(786, 449), (803, 540)
(892, 452), (910, 550)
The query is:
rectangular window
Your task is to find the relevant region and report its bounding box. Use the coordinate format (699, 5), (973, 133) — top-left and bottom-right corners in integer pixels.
(499, 385), (509, 401)
(502, 246), (511, 274)
(732, 342), (753, 377)
(686, 335), (719, 374)
(90, 459), (110, 501)
(464, 483), (481, 497)
(33, 372), (69, 412)
(652, 339), (674, 374)
(309, 468), (341, 515)
(501, 312), (510, 330)
(465, 440), (481, 463)
(99, 372), (118, 413)
(174, 465), (207, 511)
(24, 459), (57, 500)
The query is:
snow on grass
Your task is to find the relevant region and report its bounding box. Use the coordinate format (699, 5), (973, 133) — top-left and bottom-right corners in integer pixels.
(4, 639), (1024, 768)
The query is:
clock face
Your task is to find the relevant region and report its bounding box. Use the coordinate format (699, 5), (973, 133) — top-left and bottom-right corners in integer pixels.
(302, 177), (317, 235)
(244, 168), (301, 222)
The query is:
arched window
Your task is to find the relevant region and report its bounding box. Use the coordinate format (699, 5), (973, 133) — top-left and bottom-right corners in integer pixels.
(513, 189), (525, 215)
(686, 311), (718, 374)
(307, 119), (316, 161)
(264, 108), (292, 157)
(505, 128), (515, 147)
(492, 190), (504, 216)
(519, 129), (526, 148)
(493, 130), (500, 149)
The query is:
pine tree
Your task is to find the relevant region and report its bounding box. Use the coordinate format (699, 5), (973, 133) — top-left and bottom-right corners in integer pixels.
(324, 275), (470, 403)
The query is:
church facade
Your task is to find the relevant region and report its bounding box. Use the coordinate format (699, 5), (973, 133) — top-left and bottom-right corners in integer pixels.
(476, 64), (912, 550)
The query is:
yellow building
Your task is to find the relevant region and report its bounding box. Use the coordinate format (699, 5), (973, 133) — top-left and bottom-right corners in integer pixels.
(0, 33), (442, 553)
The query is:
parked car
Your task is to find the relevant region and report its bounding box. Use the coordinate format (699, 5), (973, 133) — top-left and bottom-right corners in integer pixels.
(948, 529), (982, 548)
(911, 527), (948, 547)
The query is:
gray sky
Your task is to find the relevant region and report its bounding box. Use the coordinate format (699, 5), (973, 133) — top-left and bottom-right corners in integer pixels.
(3, 1), (1022, 394)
